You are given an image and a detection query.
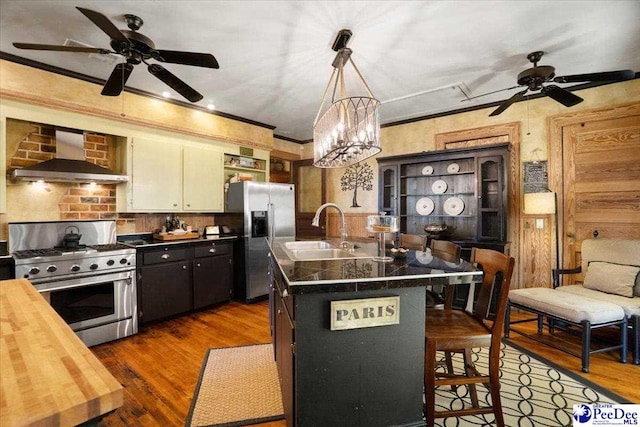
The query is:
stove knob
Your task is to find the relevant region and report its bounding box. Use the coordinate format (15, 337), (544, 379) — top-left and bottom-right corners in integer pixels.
(71, 264), (81, 272)
(119, 258), (128, 265)
(90, 263), (99, 270)
(107, 259), (115, 266)
(29, 267), (40, 275)
(46, 265), (57, 273)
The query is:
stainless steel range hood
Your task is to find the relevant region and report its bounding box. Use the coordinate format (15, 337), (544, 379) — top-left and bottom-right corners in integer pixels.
(12, 129), (128, 184)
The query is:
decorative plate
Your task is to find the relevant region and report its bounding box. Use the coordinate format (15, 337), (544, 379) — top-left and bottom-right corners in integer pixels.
(415, 250), (433, 265)
(443, 197), (465, 216)
(432, 179), (447, 194)
(447, 163), (460, 173)
(421, 165), (434, 175)
(416, 197), (435, 215)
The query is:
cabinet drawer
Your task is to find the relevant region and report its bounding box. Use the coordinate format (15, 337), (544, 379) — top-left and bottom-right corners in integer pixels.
(143, 247), (188, 265)
(194, 242), (230, 258)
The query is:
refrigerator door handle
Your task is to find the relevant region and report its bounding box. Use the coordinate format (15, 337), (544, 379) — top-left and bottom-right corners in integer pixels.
(268, 202), (274, 243)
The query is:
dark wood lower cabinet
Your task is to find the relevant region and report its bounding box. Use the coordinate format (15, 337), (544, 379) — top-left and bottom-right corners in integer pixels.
(138, 240), (234, 325)
(140, 261), (192, 323)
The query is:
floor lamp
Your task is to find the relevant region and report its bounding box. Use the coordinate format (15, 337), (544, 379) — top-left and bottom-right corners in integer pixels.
(524, 191), (559, 287)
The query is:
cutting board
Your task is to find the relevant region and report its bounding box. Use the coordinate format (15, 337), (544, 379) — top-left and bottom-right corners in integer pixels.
(153, 232), (200, 241)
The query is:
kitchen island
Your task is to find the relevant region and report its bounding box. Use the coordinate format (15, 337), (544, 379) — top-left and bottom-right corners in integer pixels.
(268, 238), (482, 427)
(0, 278), (123, 426)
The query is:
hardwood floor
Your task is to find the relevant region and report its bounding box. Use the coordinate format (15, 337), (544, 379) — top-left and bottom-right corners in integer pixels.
(92, 301), (639, 426)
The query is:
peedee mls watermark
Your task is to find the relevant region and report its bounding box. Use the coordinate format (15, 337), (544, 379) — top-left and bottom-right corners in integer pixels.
(573, 404), (640, 426)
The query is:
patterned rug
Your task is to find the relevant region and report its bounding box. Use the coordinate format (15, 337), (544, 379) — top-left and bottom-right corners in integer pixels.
(186, 344), (284, 427)
(185, 341), (628, 427)
(434, 341), (630, 426)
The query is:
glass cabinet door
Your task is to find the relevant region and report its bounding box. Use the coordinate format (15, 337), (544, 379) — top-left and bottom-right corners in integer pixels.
(379, 165), (398, 216)
(477, 155), (505, 241)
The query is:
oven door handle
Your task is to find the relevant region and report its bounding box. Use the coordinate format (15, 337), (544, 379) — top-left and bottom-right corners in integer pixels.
(38, 276), (132, 293)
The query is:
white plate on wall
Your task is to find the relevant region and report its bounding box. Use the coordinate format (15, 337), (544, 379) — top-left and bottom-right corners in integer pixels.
(443, 197), (465, 216)
(416, 197), (435, 215)
(432, 180), (447, 194)
(447, 163), (460, 173)
(421, 165), (434, 175)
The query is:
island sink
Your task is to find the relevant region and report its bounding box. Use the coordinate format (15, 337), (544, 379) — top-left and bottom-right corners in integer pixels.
(281, 241), (370, 261)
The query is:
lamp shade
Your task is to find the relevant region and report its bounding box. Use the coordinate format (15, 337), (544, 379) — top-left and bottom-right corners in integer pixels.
(524, 192), (556, 214)
(313, 96), (381, 168)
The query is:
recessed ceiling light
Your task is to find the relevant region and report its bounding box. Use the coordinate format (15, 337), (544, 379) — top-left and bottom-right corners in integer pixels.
(207, 103), (215, 111)
(162, 91), (171, 98)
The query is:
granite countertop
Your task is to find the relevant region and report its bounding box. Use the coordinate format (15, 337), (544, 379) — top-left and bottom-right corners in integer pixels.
(269, 237), (482, 294)
(117, 233), (238, 248)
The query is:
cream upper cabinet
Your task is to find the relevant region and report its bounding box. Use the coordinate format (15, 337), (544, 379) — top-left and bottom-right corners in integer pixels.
(118, 138), (225, 212)
(183, 145), (223, 211)
(130, 138), (182, 211)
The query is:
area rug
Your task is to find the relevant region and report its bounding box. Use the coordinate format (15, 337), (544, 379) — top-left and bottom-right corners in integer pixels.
(434, 340), (631, 426)
(185, 344), (284, 427)
(186, 341), (629, 427)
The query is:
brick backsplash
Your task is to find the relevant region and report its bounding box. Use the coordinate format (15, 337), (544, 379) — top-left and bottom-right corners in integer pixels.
(10, 123), (118, 220)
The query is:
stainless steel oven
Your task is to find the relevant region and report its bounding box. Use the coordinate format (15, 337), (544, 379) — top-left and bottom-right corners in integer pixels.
(9, 220), (138, 347)
(37, 269), (137, 347)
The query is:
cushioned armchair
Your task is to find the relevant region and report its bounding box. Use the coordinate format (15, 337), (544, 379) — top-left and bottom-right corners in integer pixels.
(506, 239), (639, 372)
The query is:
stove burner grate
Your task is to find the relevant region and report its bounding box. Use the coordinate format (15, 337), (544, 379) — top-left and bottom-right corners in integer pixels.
(12, 248), (63, 259)
(90, 243), (134, 252)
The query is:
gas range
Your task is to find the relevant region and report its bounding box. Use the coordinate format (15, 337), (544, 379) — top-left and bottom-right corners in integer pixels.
(13, 243), (136, 283)
(9, 220), (136, 284)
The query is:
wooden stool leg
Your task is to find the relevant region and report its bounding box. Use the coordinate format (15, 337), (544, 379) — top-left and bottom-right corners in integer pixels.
(488, 346), (505, 427)
(463, 348), (480, 408)
(425, 340), (437, 427)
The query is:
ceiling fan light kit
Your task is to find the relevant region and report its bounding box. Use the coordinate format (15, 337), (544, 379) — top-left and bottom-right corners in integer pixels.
(313, 29), (381, 168)
(12, 6), (219, 103)
(488, 51), (634, 116)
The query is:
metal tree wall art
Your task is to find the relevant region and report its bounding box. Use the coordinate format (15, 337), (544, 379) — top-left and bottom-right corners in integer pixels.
(340, 162), (373, 207)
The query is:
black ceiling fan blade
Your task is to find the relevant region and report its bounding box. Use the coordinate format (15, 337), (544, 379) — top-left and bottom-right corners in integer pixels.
(13, 42), (109, 54)
(76, 7), (129, 45)
(541, 85), (583, 107)
(148, 63), (204, 102)
(155, 50), (219, 69)
(101, 63), (134, 96)
(553, 70), (635, 84)
(489, 89), (528, 116)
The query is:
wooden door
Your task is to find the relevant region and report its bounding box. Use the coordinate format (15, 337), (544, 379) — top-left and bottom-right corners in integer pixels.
(293, 159), (325, 239)
(561, 115), (640, 281)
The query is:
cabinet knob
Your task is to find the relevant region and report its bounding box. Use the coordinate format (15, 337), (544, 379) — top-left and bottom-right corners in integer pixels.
(282, 289), (289, 297)
(187, 204), (191, 207)
(173, 203), (178, 207)
(161, 254), (170, 260)
(209, 248), (216, 253)
(182, 265), (187, 270)
(196, 263), (201, 267)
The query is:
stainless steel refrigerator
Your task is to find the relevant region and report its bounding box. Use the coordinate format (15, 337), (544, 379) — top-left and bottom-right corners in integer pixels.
(227, 181), (296, 302)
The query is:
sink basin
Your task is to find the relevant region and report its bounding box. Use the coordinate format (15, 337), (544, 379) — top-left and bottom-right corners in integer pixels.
(281, 241), (371, 261)
(284, 241), (333, 250)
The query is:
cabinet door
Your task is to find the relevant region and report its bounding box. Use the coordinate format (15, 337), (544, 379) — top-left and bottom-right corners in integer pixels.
(140, 261), (192, 323)
(274, 287), (295, 426)
(193, 254), (232, 309)
(131, 138), (182, 211)
(378, 165), (398, 216)
(477, 155), (505, 241)
(184, 146), (224, 211)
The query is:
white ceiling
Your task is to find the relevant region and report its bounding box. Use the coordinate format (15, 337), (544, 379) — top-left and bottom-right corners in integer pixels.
(1, 1), (639, 142)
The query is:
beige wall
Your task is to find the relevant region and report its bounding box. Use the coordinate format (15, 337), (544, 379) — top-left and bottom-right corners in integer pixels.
(309, 79), (640, 217)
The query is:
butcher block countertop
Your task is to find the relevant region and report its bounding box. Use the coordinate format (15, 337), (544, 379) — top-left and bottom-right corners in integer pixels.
(0, 279), (123, 426)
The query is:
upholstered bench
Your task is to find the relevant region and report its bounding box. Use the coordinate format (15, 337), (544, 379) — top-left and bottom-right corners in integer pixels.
(505, 238), (639, 373)
(506, 287), (628, 372)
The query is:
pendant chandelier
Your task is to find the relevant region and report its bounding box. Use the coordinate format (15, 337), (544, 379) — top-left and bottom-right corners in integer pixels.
(313, 29), (381, 168)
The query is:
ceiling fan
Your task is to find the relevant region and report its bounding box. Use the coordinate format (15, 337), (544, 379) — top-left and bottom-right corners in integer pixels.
(12, 7), (219, 102)
(470, 51), (635, 116)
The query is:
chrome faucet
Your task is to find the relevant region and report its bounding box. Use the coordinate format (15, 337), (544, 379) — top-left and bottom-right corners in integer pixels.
(312, 203), (349, 246)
